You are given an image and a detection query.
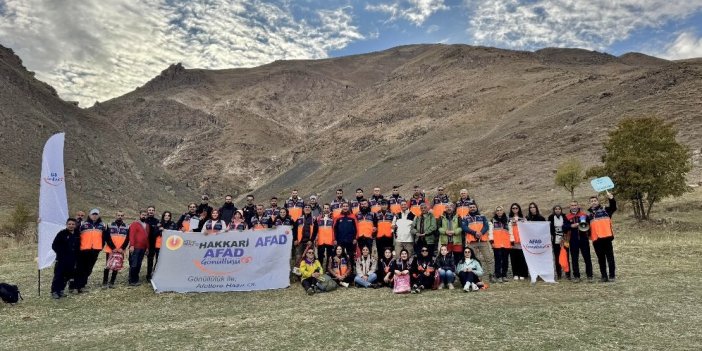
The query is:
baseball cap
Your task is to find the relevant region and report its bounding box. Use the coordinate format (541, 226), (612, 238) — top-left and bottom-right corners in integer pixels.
(89, 208), (100, 215)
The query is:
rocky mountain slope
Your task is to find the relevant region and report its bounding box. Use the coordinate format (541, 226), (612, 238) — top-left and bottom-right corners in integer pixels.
(89, 44), (702, 206)
(0, 45), (196, 215)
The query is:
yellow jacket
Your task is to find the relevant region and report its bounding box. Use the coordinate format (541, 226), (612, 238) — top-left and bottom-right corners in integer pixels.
(299, 260), (323, 279)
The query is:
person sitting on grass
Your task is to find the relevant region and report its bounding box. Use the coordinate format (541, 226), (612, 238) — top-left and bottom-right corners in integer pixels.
(300, 248), (323, 295)
(327, 245), (353, 288)
(354, 246), (378, 288)
(456, 247), (484, 292)
(377, 248), (395, 287)
(410, 245), (436, 294)
(391, 249), (412, 287)
(435, 245), (456, 290)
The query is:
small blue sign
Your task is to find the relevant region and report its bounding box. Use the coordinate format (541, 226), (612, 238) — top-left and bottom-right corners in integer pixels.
(591, 176), (615, 192)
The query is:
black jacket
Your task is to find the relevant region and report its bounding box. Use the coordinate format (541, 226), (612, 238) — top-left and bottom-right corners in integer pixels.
(219, 203), (238, 225)
(242, 205), (256, 227)
(436, 254), (455, 271)
(145, 216), (160, 248)
(52, 229), (79, 268)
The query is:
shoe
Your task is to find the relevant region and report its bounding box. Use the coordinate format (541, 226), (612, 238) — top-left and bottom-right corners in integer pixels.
(513, 276), (519, 281)
(58, 290), (66, 297)
(573, 277), (581, 283)
(519, 277), (525, 281)
(77, 288), (87, 294)
(128, 282), (142, 287)
(306, 287), (315, 295)
(599, 277), (608, 283)
(501, 277), (508, 283)
(411, 289), (418, 294)
(102, 283), (109, 289)
(471, 283), (479, 291)
(437, 284), (444, 290)
(489, 275), (497, 284)
(108, 283), (115, 289)
(419, 285), (425, 290)
(51, 292), (61, 299)
(415, 287), (422, 294)
(69, 289), (78, 294)
(588, 277), (595, 283)
(463, 283), (471, 292)
(608, 277), (616, 283)
(340, 282), (349, 288)
(448, 283), (454, 290)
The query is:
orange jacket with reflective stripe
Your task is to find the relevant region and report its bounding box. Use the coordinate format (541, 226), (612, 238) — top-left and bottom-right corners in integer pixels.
(105, 221), (128, 253)
(432, 195), (450, 219)
(588, 202), (616, 241)
(330, 199), (347, 220)
(387, 195), (404, 215)
(490, 219), (513, 249)
(285, 198), (305, 221)
(455, 198), (475, 218)
(409, 196), (427, 217)
(356, 211), (376, 238)
(316, 216), (335, 246)
(375, 211), (394, 238)
(369, 195), (384, 213)
(79, 219), (107, 251)
(461, 213), (489, 243)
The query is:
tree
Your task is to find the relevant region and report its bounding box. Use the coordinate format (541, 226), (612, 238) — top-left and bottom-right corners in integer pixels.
(555, 158), (584, 199)
(587, 117), (691, 220)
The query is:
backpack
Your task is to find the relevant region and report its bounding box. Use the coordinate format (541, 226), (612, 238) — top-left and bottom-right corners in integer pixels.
(0, 283), (22, 303)
(106, 252), (124, 271)
(315, 274), (338, 292)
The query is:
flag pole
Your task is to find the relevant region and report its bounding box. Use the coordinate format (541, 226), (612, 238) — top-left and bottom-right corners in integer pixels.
(38, 269), (41, 296)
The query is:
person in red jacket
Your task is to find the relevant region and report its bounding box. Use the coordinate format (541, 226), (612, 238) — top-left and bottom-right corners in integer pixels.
(128, 210), (150, 286)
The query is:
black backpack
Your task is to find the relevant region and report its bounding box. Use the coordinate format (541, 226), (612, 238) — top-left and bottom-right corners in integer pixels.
(0, 283), (22, 303)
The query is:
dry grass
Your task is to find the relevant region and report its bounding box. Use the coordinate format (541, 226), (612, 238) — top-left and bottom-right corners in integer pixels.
(1, 197), (702, 350)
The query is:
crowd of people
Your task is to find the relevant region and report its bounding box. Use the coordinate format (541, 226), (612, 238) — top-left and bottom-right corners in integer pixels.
(49, 186), (618, 298)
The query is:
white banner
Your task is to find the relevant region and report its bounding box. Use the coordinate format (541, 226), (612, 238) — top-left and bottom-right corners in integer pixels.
(38, 133), (69, 270)
(517, 222), (555, 283)
(151, 227), (293, 293)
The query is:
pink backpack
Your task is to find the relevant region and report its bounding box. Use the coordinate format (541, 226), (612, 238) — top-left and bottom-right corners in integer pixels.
(106, 252), (124, 271)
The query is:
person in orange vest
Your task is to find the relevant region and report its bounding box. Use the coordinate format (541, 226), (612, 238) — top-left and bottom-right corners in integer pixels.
(128, 210), (150, 286)
(509, 203), (528, 281)
(431, 186), (450, 219)
(316, 204), (335, 268)
(350, 188), (365, 215)
(369, 187), (384, 213)
(387, 186), (404, 215)
(455, 189), (476, 218)
(201, 208), (227, 235)
(588, 191), (617, 282)
(462, 203), (495, 283)
(285, 189), (305, 222)
(294, 204), (318, 264)
(327, 245), (353, 288)
(375, 200), (394, 257)
(250, 205), (273, 230)
(145, 206), (160, 281)
(409, 185), (427, 217)
(330, 189), (347, 220)
(102, 211), (129, 288)
(228, 210), (248, 231)
(266, 197), (281, 220)
(356, 199), (376, 253)
(176, 203), (198, 232)
(565, 200), (593, 283)
(489, 206), (514, 283)
(377, 247), (395, 287)
(69, 208), (107, 293)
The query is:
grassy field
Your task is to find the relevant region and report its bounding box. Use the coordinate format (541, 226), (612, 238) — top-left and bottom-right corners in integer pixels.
(1, 193), (702, 350)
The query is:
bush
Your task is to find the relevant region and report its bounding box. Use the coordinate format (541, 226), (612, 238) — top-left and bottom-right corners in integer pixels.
(1, 204), (33, 240)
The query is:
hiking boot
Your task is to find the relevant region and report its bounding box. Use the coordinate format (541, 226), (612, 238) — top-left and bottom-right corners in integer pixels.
(489, 275), (497, 284)
(102, 283), (109, 289)
(306, 288), (315, 296)
(599, 277), (608, 283)
(588, 277), (595, 283)
(573, 277), (581, 283)
(608, 277), (616, 283)
(51, 292), (61, 299)
(108, 283), (115, 289)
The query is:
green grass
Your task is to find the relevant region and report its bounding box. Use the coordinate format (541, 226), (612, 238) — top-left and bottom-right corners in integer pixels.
(2, 196), (702, 350)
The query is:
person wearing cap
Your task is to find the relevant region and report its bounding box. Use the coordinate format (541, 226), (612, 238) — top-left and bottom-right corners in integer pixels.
(69, 208), (108, 293)
(309, 195), (322, 218)
(285, 189), (305, 222)
(128, 210), (150, 286)
(219, 194), (238, 225)
(196, 195), (213, 220)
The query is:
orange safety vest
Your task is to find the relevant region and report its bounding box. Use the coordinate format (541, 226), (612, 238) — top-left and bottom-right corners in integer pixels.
(512, 221), (521, 244)
(369, 197), (384, 213)
(296, 217), (315, 242)
(589, 217), (614, 241)
(491, 222), (511, 249)
(464, 215), (487, 243)
(455, 198), (475, 218)
(356, 212), (375, 238)
(376, 211), (394, 238)
(432, 195), (450, 219)
(286, 198), (304, 221)
(351, 200), (362, 215)
(409, 197), (425, 217)
(388, 196), (404, 215)
(105, 222), (128, 253)
(317, 217), (334, 246)
(331, 199), (346, 220)
(80, 221), (105, 251)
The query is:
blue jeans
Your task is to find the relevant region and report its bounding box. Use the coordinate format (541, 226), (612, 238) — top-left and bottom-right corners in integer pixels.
(438, 268), (455, 285)
(129, 249), (146, 284)
(354, 273), (377, 287)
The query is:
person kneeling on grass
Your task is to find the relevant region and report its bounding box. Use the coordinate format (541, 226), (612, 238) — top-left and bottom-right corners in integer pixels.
(327, 245), (353, 288)
(300, 248), (323, 295)
(354, 246), (378, 288)
(410, 245), (436, 294)
(436, 245), (456, 290)
(457, 247), (484, 292)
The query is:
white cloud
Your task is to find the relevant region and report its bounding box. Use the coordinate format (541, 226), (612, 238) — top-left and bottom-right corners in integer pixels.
(660, 31), (702, 60)
(366, 0), (448, 26)
(0, 0), (364, 105)
(426, 24), (439, 34)
(467, 0), (702, 50)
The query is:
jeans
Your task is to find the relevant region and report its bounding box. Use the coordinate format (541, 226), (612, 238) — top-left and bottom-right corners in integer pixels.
(438, 268), (455, 285)
(493, 248), (510, 279)
(354, 272), (378, 287)
(593, 237), (616, 279)
(570, 233), (593, 279)
(129, 249), (146, 284)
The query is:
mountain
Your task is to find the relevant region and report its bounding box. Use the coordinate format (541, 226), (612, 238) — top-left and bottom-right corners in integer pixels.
(0, 45), (196, 215)
(89, 44), (702, 206)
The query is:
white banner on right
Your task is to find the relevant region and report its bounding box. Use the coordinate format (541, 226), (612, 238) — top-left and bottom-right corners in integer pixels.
(517, 222), (556, 283)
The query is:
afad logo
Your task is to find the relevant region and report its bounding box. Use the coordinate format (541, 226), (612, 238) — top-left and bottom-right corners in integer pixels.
(522, 239), (551, 255)
(165, 235), (184, 251)
(43, 172), (65, 186)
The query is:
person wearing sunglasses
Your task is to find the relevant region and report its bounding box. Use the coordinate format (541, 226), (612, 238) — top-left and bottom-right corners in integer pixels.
(300, 248), (323, 295)
(410, 245), (436, 294)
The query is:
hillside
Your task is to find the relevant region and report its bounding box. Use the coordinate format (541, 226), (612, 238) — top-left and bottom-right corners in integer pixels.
(90, 44), (702, 206)
(0, 45), (196, 215)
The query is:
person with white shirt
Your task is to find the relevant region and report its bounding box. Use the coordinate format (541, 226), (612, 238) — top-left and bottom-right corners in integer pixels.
(392, 200), (416, 257)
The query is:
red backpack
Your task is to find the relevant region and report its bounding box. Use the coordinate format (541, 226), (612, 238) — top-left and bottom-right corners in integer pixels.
(106, 252), (124, 271)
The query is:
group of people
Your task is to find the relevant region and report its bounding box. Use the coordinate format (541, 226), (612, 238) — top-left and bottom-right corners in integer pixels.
(49, 186), (618, 298)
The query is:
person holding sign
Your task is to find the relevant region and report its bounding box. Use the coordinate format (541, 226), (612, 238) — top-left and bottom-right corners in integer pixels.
(588, 191), (617, 282)
(509, 204), (528, 281)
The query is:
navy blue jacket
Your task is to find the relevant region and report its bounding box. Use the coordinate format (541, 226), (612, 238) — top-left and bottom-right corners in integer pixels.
(333, 213), (358, 244)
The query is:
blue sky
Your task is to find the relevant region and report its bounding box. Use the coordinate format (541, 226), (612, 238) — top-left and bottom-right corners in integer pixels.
(1, 0), (701, 105)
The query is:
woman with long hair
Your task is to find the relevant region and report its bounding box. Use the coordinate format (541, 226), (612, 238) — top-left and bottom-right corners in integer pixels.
(509, 203), (528, 280)
(526, 202), (546, 221)
(391, 249), (412, 294)
(228, 210), (247, 231)
(201, 209), (227, 235)
(327, 245), (353, 287)
(548, 205), (569, 280)
(456, 247), (484, 292)
(377, 248), (394, 287)
(274, 207), (294, 227)
(490, 206), (513, 283)
(435, 245), (456, 289)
